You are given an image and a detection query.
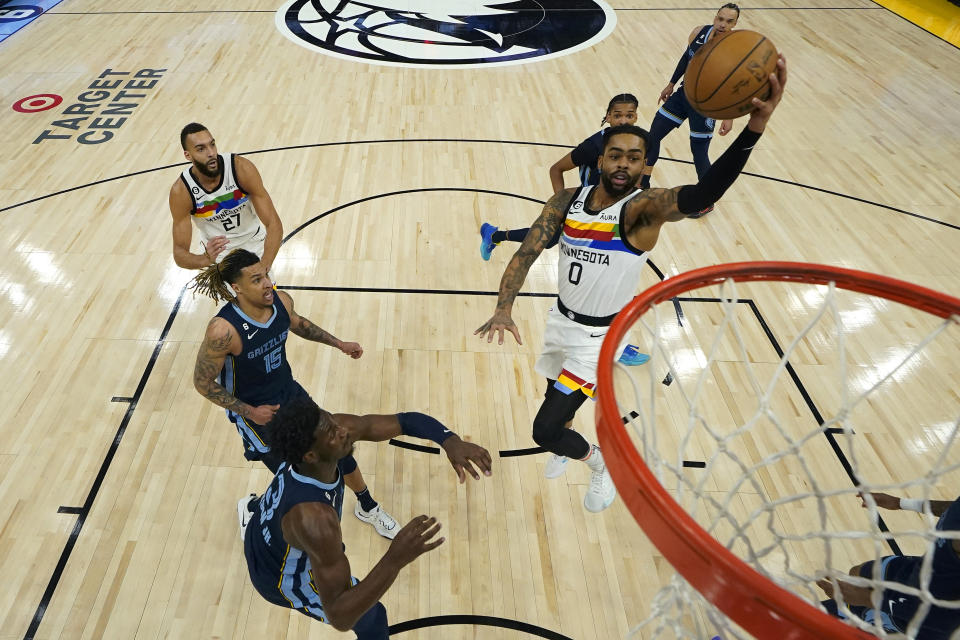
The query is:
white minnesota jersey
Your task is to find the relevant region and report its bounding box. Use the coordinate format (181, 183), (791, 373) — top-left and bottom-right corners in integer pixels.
(557, 186), (650, 320)
(180, 153), (265, 261)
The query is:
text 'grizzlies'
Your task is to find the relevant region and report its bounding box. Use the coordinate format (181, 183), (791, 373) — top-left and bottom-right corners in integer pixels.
(247, 331), (288, 359)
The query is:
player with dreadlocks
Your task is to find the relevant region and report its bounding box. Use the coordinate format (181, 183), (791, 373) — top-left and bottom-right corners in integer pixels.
(244, 394), (492, 638)
(191, 249), (399, 540)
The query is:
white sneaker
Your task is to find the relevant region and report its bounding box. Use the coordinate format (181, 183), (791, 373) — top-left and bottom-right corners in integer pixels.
(544, 454), (569, 479)
(584, 466), (617, 513)
(354, 503), (398, 539)
(237, 493), (257, 541)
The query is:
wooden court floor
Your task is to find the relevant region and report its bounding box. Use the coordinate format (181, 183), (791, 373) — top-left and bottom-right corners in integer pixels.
(1, 1), (959, 639)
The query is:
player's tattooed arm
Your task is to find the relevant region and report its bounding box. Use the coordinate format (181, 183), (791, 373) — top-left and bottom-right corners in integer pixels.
(291, 314), (341, 346)
(621, 186), (687, 248)
(278, 290), (363, 358)
(193, 318), (255, 418)
(475, 189), (574, 345)
(628, 186), (686, 228)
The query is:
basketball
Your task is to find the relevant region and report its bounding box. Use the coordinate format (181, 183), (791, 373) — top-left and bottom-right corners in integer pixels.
(685, 30), (778, 120)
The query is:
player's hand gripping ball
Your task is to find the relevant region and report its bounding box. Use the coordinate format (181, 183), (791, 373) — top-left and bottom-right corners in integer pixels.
(685, 30), (779, 120)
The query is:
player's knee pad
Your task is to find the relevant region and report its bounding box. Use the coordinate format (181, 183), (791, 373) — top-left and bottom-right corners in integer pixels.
(338, 454), (359, 476)
(352, 601), (388, 639)
(533, 385), (588, 447)
(532, 413), (564, 449)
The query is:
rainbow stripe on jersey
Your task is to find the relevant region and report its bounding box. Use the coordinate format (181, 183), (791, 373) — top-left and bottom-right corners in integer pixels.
(555, 368), (596, 398)
(562, 218), (632, 253)
(193, 189), (249, 218)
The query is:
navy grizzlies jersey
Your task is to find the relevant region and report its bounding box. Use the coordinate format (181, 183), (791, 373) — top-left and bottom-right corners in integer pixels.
(882, 498), (960, 638)
(216, 300), (305, 410)
(569, 129), (605, 186)
(244, 462), (345, 621)
(679, 25), (713, 89)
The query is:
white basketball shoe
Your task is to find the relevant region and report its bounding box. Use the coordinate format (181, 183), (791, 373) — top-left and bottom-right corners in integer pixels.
(544, 454), (569, 479)
(355, 503), (399, 540)
(583, 447), (616, 512)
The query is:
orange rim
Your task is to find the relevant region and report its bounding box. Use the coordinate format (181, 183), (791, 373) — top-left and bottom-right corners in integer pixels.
(596, 262), (960, 639)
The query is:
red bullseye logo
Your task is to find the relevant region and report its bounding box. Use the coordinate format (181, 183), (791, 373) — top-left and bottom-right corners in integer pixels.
(12, 94), (63, 113)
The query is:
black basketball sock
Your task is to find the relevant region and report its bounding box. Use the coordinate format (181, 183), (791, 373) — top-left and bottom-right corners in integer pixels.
(355, 488), (378, 512)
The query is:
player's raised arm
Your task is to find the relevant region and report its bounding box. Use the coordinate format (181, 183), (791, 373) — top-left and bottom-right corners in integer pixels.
(283, 502), (443, 632)
(475, 188), (575, 345)
(275, 290), (363, 358)
(235, 155), (283, 272)
(625, 54), (787, 236)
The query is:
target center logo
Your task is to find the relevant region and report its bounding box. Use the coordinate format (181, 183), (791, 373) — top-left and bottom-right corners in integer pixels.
(12, 94), (62, 113)
(275, 0), (616, 68)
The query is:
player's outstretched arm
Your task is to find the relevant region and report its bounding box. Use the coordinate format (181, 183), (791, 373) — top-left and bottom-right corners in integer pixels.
(276, 290), (363, 358)
(475, 188), (574, 345)
(624, 55), (788, 237)
(815, 577), (873, 608)
(284, 503), (443, 632)
(335, 412), (493, 483)
(235, 156), (284, 272)
(859, 492), (955, 516)
(193, 317), (278, 424)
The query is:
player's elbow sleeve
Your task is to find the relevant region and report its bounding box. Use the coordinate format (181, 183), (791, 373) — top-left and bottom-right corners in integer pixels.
(676, 185), (713, 214)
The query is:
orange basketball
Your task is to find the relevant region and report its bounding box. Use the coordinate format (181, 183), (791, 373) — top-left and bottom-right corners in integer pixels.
(685, 30), (778, 120)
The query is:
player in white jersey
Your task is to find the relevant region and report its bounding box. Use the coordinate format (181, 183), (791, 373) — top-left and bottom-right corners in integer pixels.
(169, 123), (283, 271)
(476, 56), (787, 513)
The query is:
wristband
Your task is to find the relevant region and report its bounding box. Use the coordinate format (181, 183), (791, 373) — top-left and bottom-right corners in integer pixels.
(900, 498), (924, 512)
(397, 412), (455, 445)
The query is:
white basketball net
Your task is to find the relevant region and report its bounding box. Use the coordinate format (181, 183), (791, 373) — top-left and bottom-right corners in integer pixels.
(612, 277), (960, 640)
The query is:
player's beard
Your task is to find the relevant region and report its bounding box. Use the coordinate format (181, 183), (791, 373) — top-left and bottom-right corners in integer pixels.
(600, 170), (639, 198)
(193, 156), (222, 179)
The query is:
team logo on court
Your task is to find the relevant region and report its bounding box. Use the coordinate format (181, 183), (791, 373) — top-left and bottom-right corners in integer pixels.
(275, 0), (617, 68)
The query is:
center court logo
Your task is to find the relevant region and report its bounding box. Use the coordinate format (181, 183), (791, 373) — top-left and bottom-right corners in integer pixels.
(275, 0), (617, 68)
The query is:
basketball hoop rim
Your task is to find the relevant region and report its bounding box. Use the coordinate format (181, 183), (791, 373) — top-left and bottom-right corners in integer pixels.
(596, 261), (960, 640)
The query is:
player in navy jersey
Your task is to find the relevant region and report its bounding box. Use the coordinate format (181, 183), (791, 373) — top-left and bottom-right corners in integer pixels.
(638, 4), (740, 217)
(191, 249), (398, 539)
(817, 492), (960, 639)
(479, 95), (649, 367)
(479, 94), (639, 262)
(476, 57), (786, 512)
(244, 391), (491, 637)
